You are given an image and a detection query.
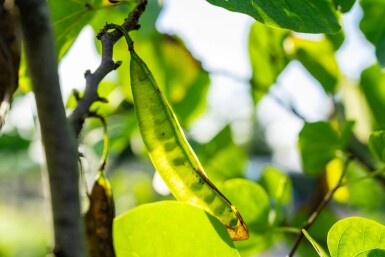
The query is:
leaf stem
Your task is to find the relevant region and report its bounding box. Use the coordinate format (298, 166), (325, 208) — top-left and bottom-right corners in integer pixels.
(286, 155), (353, 257)
(339, 166), (385, 187)
(88, 112), (109, 172)
(273, 226), (301, 235)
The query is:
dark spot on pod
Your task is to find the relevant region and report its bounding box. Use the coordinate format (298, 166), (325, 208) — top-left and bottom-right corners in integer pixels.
(172, 157), (185, 166)
(164, 142), (177, 152)
(229, 217), (238, 227)
(154, 114), (167, 125)
(204, 192), (216, 204)
(214, 205), (226, 216)
(156, 131), (172, 140)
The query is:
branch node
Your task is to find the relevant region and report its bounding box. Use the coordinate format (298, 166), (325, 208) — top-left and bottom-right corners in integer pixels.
(97, 96), (109, 103)
(69, 0), (148, 138)
(114, 60), (122, 70)
(72, 89), (81, 102)
(84, 70), (91, 78)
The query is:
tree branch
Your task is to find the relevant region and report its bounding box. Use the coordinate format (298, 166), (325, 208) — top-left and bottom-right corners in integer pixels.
(69, 0), (147, 137)
(286, 155), (353, 257)
(15, 0), (86, 256)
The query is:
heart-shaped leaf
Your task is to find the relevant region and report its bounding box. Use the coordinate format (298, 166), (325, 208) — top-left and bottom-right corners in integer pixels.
(113, 201), (240, 257)
(327, 217), (385, 257)
(206, 0), (340, 33)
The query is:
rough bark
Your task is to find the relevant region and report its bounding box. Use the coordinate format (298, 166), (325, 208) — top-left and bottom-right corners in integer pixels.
(15, 0), (86, 256)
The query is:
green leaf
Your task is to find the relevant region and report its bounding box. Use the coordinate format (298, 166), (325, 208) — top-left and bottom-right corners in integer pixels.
(259, 166), (293, 225)
(290, 36), (340, 93)
(220, 179), (270, 233)
(345, 160), (385, 210)
(197, 126), (247, 181)
(219, 179), (273, 256)
(356, 249), (385, 257)
(369, 130), (385, 162)
(248, 22), (289, 103)
(327, 217), (385, 257)
(158, 35), (210, 127)
(360, 64), (385, 128)
(49, 0), (104, 60)
(113, 201), (240, 257)
(360, 0), (385, 67)
(259, 166), (293, 205)
(333, 0), (356, 13)
(303, 229), (330, 257)
(376, 33), (385, 67)
(206, 0), (341, 33)
(298, 122), (340, 175)
(326, 30), (345, 50)
(339, 120), (355, 147)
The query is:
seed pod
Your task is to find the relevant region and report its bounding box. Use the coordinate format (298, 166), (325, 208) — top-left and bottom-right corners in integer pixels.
(85, 171), (115, 257)
(129, 48), (248, 241)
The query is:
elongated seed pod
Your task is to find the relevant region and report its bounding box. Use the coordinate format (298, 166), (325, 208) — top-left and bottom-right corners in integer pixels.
(129, 49), (248, 240)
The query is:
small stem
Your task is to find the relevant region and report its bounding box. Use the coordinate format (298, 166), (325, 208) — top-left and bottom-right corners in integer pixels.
(105, 23), (134, 51)
(88, 113), (109, 172)
(271, 176), (288, 226)
(273, 226), (301, 235)
(286, 155), (353, 257)
(339, 166), (385, 187)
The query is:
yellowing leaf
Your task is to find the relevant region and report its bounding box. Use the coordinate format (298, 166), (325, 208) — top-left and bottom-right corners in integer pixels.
(326, 158), (349, 202)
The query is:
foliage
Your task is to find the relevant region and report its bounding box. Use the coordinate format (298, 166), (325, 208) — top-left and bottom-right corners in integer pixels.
(2, 0), (385, 256)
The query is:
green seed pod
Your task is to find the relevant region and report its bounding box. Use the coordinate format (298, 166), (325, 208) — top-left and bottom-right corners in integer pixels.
(130, 49), (248, 241)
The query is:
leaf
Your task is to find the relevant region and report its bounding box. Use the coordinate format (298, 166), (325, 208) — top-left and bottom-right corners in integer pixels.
(298, 122), (341, 175)
(333, 0), (356, 13)
(360, 64), (385, 128)
(339, 120), (355, 147)
(159, 35), (210, 127)
(49, 0), (104, 60)
(327, 217), (385, 257)
(345, 160), (384, 210)
(325, 158), (349, 202)
(206, 0), (341, 33)
(219, 179), (273, 256)
(356, 249), (385, 257)
(248, 22), (289, 103)
(220, 179), (270, 233)
(259, 166), (293, 205)
(289, 36), (340, 93)
(303, 229), (330, 257)
(113, 201), (240, 257)
(259, 166), (292, 225)
(360, 0), (385, 67)
(369, 130), (385, 163)
(326, 30), (345, 50)
(196, 126), (247, 181)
